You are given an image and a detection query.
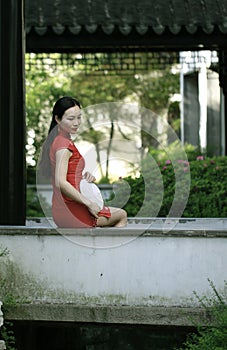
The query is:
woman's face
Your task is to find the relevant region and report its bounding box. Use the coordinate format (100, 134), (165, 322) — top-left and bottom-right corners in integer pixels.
(56, 105), (81, 135)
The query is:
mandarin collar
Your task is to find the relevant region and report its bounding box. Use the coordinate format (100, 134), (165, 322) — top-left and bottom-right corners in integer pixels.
(58, 128), (71, 139)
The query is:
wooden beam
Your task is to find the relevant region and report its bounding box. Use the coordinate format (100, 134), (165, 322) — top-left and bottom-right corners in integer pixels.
(26, 27), (227, 53)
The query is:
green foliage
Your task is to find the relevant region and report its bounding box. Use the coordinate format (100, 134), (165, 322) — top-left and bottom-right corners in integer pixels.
(135, 69), (180, 114)
(98, 176), (111, 184)
(176, 280), (227, 350)
(107, 176), (145, 217)
(26, 54), (80, 167)
(168, 101), (181, 137)
(26, 187), (44, 217)
(148, 143), (202, 163)
(26, 164), (51, 218)
(120, 154), (227, 218)
(0, 247), (9, 258)
(27, 166), (36, 185)
(183, 156), (227, 218)
(71, 73), (136, 107)
(0, 321), (17, 350)
(0, 248), (17, 350)
(25, 53), (180, 182)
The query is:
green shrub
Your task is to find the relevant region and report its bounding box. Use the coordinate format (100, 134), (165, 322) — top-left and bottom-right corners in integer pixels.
(26, 187), (44, 217)
(108, 176), (145, 217)
(0, 321), (17, 350)
(176, 280), (227, 350)
(183, 156), (227, 217)
(117, 155), (227, 218)
(26, 153), (227, 218)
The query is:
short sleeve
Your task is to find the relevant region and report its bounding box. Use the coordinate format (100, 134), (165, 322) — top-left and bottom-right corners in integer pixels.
(52, 135), (74, 153)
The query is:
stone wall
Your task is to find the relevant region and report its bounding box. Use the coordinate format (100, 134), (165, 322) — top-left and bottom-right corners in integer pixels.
(1, 218), (227, 327)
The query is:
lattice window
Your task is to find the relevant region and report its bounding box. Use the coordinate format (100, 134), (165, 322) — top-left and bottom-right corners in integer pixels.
(25, 51), (219, 75)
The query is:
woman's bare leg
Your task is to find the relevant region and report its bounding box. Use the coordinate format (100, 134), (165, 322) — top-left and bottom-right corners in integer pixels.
(96, 207), (127, 227)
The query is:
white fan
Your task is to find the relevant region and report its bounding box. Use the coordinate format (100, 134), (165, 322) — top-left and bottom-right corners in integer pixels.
(80, 179), (104, 211)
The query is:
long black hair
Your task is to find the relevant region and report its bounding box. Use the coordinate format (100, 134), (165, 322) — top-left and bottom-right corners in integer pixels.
(38, 96), (81, 179)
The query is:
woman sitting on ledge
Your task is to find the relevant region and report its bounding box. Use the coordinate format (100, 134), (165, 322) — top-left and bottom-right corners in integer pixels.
(39, 96), (127, 228)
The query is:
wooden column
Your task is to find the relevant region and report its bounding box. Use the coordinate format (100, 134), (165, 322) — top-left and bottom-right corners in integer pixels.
(0, 0), (26, 224)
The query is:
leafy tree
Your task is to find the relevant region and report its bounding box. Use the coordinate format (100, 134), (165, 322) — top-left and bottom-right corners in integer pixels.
(25, 53), (180, 181)
(26, 55), (74, 165)
(70, 73), (137, 180)
(134, 69), (180, 152)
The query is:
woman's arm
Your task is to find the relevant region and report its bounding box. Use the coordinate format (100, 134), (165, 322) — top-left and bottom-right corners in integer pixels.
(55, 149), (100, 218)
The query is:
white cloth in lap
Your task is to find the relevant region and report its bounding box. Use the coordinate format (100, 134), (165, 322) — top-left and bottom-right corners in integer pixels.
(80, 179), (104, 211)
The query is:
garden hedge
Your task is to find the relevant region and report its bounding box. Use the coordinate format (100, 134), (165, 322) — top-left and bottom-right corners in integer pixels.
(111, 155), (227, 218)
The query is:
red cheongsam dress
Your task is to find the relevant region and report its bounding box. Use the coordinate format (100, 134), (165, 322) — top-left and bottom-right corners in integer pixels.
(50, 131), (111, 228)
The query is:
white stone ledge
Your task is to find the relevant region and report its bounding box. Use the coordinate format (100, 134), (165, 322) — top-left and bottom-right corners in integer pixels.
(0, 217), (227, 237)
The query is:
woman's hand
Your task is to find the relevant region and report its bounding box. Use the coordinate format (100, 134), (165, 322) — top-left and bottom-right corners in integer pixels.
(88, 201), (100, 218)
(83, 171), (96, 183)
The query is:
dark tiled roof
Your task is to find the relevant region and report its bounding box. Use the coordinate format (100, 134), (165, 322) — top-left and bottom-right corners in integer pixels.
(25, 0), (227, 36)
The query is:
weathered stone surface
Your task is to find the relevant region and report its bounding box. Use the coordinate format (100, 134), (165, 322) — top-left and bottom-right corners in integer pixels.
(6, 303), (208, 327)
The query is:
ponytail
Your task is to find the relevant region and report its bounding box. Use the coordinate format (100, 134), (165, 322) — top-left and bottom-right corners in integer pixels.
(38, 96), (81, 179)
